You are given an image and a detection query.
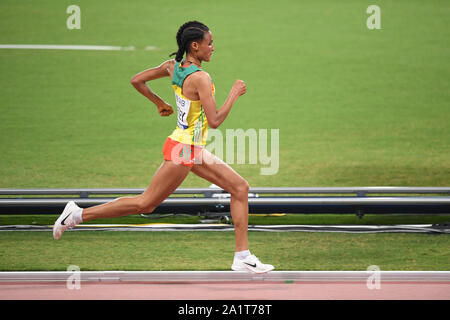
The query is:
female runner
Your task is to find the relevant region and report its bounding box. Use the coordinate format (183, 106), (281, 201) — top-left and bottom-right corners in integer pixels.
(53, 21), (274, 274)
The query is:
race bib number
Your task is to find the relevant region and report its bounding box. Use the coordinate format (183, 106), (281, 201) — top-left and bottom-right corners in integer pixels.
(175, 92), (191, 130)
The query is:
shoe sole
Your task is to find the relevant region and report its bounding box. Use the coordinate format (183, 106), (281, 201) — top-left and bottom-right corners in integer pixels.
(231, 265), (275, 274)
(53, 201), (77, 240)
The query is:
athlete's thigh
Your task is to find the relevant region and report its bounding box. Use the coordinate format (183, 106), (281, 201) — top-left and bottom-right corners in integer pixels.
(140, 160), (191, 206)
(191, 148), (247, 193)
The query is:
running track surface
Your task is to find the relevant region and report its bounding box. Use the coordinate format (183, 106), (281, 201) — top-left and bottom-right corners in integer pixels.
(1, 281), (449, 300)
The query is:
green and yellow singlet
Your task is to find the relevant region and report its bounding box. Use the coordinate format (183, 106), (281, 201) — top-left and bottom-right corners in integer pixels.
(169, 60), (215, 146)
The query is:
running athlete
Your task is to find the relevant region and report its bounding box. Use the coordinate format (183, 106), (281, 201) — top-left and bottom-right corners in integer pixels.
(53, 21), (274, 274)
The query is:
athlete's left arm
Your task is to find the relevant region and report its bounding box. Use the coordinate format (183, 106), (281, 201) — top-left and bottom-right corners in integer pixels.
(130, 60), (174, 117)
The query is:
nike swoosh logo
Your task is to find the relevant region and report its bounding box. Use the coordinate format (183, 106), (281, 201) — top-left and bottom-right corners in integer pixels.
(244, 262), (257, 268)
(61, 213), (71, 226)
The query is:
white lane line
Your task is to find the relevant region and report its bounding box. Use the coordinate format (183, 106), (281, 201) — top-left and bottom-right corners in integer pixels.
(0, 271), (449, 282)
(0, 44), (156, 51)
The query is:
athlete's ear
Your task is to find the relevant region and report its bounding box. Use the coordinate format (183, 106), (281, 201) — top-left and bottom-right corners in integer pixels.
(191, 41), (200, 52)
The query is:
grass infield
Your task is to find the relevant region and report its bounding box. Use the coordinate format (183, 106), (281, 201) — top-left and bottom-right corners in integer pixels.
(0, 0), (449, 188)
(0, 231), (448, 271)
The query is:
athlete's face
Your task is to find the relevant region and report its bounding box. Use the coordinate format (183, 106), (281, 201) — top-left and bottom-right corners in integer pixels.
(193, 31), (214, 62)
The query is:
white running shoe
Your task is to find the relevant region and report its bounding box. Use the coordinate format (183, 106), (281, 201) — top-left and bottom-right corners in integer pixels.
(231, 254), (275, 274)
(53, 201), (80, 240)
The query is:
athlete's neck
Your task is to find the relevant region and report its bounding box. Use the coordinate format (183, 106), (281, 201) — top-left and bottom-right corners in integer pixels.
(184, 55), (202, 68)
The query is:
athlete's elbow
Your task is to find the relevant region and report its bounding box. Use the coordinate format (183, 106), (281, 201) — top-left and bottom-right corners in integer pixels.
(130, 76), (141, 87)
(209, 120), (220, 129)
(208, 112), (222, 129)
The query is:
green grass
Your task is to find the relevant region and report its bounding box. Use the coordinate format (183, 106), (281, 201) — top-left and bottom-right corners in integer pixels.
(0, 0), (449, 188)
(0, 231), (448, 271)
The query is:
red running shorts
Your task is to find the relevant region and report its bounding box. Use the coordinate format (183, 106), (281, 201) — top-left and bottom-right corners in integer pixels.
(162, 137), (204, 167)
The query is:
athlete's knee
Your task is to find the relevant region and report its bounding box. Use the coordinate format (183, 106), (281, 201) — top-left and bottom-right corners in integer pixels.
(135, 196), (157, 214)
(231, 179), (249, 199)
(228, 178), (250, 199)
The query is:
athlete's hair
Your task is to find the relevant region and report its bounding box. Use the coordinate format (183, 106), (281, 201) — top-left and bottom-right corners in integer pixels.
(170, 21), (209, 62)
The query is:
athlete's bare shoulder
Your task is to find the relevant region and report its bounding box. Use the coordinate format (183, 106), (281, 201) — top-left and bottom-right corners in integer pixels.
(159, 59), (175, 66)
(160, 59), (176, 77)
(190, 70), (212, 83)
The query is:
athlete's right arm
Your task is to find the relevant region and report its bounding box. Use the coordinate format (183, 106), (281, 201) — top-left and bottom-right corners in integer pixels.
(197, 73), (246, 129)
(130, 60), (174, 117)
